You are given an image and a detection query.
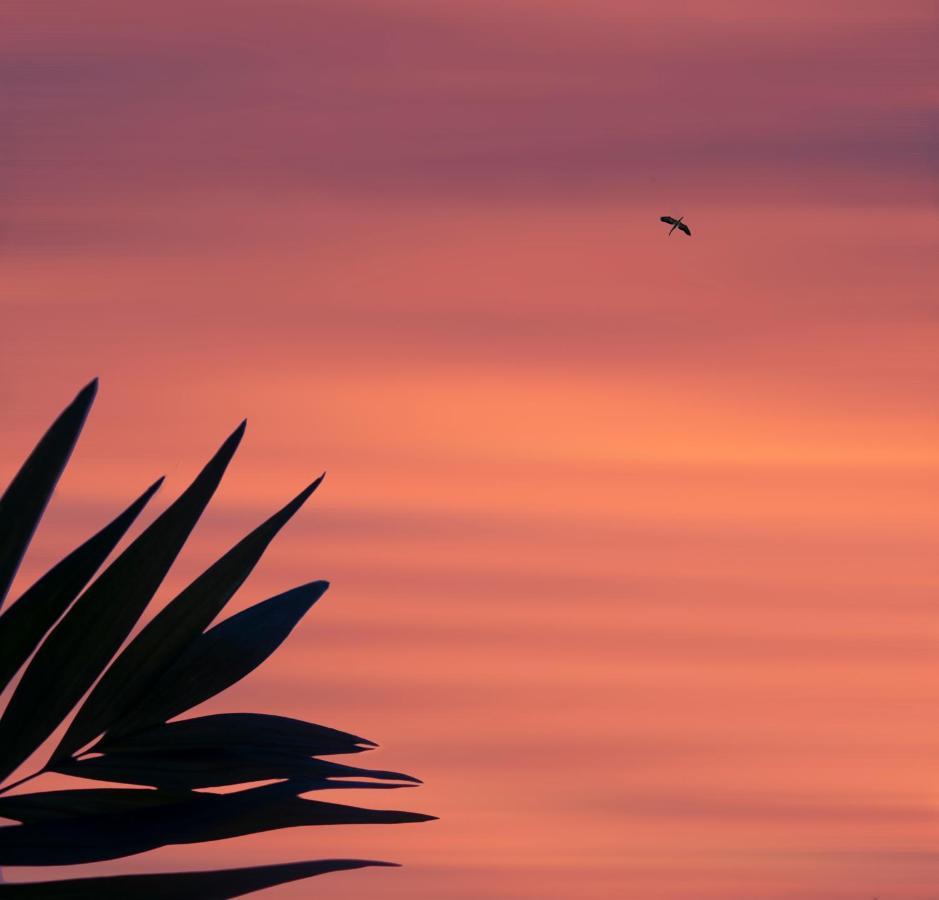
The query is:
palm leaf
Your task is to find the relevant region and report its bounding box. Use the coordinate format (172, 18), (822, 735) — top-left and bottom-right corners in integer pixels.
(0, 423), (245, 783)
(0, 783), (433, 866)
(105, 582), (329, 737)
(52, 746), (420, 790)
(96, 713), (375, 757)
(0, 381), (97, 611)
(0, 788), (191, 824)
(0, 859), (396, 898)
(54, 475), (324, 761)
(0, 479), (163, 695)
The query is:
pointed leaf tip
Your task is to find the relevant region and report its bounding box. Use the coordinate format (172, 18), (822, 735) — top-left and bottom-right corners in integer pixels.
(225, 420), (247, 447)
(78, 378), (99, 400)
(291, 473), (325, 508)
(143, 476), (165, 497)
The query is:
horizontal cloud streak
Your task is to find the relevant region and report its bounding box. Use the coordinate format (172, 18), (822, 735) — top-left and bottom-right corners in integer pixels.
(1, 0), (934, 221)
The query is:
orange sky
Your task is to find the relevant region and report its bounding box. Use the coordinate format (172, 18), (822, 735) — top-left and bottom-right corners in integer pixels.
(1, 1), (938, 897)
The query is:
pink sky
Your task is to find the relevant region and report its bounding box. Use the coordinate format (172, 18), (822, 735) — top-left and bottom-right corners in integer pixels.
(1, 1), (938, 897)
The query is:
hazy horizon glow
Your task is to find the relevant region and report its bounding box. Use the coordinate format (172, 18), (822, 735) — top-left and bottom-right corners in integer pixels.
(1, 1), (938, 897)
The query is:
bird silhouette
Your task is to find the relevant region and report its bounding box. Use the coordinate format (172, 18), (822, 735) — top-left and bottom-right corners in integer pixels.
(660, 215), (691, 236)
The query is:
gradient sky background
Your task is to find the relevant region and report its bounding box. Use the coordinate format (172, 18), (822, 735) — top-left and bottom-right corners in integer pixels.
(1, 1), (938, 897)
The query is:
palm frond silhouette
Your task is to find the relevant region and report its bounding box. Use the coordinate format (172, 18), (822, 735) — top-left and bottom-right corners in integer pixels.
(0, 381), (433, 897)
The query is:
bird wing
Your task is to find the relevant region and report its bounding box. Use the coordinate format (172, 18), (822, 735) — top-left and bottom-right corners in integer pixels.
(677, 222), (691, 235)
(660, 216), (677, 225)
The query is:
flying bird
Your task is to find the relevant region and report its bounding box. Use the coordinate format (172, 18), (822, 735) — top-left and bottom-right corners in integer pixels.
(660, 215), (691, 236)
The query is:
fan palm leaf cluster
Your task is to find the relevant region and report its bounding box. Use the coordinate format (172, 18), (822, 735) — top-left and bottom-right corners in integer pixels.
(0, 381), (432, 897)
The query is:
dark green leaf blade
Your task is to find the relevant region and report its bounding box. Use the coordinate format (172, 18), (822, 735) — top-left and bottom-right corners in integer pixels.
(52, 746), (421, 790)
(0, 423), (245, 784)
(0, 859), (396, 899)
(0, 479), (163, 695)
(0, 782), (434, 866)
(110, 581), (328, 735)
(97, 712), (375, 757)
(55, 476), (324, 762)
(0, 788), (190, 824)
(0, 380), (97, 612)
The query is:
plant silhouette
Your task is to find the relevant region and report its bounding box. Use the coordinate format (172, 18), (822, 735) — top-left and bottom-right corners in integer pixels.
(0, 381), (433, 897)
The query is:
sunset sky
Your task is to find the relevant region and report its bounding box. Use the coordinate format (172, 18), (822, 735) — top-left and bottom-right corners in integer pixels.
(1, 1), (938, 897)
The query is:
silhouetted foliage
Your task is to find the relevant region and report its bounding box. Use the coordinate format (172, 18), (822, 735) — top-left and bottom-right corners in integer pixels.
(0, 381), (432, 896)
